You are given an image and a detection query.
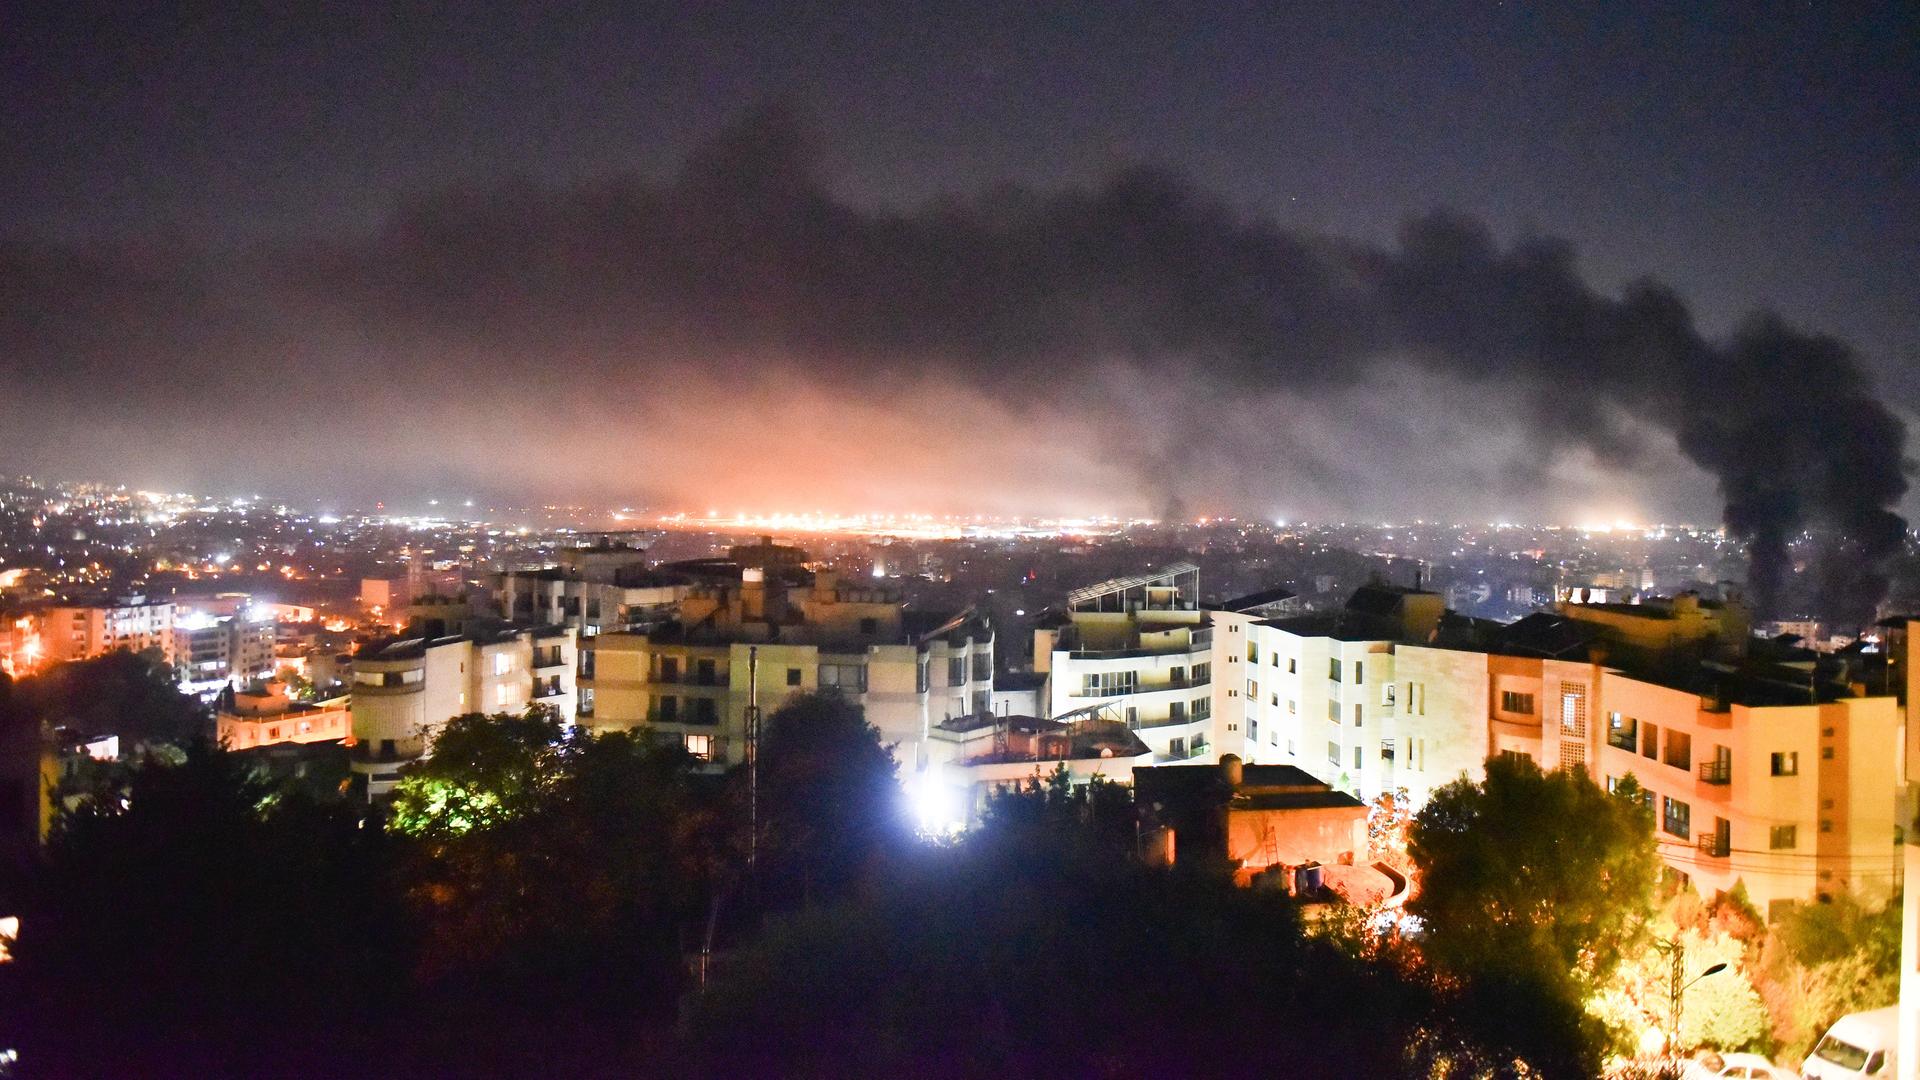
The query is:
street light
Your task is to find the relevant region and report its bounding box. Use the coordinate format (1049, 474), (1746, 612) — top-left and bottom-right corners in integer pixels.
(1658, 937), (1729, 1063)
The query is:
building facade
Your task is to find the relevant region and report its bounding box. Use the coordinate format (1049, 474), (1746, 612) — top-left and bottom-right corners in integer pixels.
(348, 623), (577, 798)
(40, 596), (176, 666)
(580, 567), (989, 769)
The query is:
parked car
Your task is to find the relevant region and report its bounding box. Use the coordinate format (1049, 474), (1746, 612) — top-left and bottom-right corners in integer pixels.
(1801, 1006), (1898, 1079)
(1712, 1051), (1795, 1079)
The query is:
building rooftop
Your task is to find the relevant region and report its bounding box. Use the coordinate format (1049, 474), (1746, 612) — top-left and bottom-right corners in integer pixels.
(993, 670), (1047, 693)
(1133, 762), (1364, 811)
(1214, 585), (1298, 613)
(1343, 582), (1438, 618)
(1488, 613), (1607, 659)
(1066, 562), (1199, 611)
(1256, 612), (1390, 643)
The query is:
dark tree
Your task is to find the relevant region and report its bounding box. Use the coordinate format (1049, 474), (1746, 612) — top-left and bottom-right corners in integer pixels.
(754, 691), (902, 908)
(387, 713), (727, 1070)
(686, 792), (1587, 1079)
(13, 649), (207, 748)
(7, 744), (409, 1077)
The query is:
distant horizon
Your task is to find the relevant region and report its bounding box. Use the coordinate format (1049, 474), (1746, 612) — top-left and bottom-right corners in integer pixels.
(7, 472), (1749, 536)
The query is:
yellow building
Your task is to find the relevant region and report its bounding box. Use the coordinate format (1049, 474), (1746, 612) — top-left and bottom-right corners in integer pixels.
(580, 568), (990, 768)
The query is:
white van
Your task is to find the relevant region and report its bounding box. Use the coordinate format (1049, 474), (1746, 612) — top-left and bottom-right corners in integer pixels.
(1802, 1006), (1899, 1079)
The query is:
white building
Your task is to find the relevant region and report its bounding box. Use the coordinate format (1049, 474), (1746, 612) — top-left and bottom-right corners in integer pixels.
(41, 595), (176, 665)
(349, 622), (577, 798)
(173, 608), (278, 692)
(1032, 565), (1306, 769)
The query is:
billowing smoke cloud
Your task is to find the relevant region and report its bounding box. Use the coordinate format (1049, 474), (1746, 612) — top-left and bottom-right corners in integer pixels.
(0, 105), (1906, 622)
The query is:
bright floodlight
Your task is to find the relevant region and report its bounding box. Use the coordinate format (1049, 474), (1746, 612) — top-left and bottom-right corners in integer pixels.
(907, 770), (964, 837)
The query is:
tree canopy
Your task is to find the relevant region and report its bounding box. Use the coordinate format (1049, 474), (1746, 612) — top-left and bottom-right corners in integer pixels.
(755, 691), (903, 908)
(1408, 754), (1659, 993)
(7, 649), (206, 747)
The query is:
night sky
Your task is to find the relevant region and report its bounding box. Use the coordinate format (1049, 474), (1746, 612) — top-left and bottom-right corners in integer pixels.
(4, 2), (1916, 526)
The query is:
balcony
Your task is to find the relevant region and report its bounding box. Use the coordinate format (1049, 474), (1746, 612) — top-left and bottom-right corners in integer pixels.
(652, 672), (727, 687)
(1697, 831), (1730, 858)
(1067, 679), (1202, 699)
(1698, 759), (1731, 785)
(1133, 711), (1207, 731)
(1606, 728), (1638, 752)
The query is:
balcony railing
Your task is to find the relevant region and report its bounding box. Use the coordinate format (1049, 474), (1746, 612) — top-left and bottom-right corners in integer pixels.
(1699, 759), (1731, 785)
(652, 672), (726, 686)
(1606, 729), (1638, 752)
(1067, 679), (1201, 699)
(1697, 831), (1730, 858)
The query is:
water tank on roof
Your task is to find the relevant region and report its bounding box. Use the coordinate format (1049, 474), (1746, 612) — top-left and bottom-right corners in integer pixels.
(1296, 862), (1323, 895)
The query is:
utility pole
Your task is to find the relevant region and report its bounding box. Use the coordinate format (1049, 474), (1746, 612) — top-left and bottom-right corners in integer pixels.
(745, 644), (760, 872)
(1667, 939), (1685, 1056)
(1655, 936), (1728, 1064)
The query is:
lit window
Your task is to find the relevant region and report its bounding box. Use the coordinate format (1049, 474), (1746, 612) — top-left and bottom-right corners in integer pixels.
(684, 733), (713, 760)
(1770, 752), (1798, 776)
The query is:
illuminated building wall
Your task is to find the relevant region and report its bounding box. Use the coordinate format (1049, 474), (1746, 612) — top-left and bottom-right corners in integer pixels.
(1241, 621), (1396, 796)
(349, 623), (577, 798)
(0, 615), (41, 676)
(40, 597), (177, 666)
(580, 570), (988, 768)
(173, 610), (277, 690)
(218, 688), (353, 750)
(1235, 598), (1897, 911)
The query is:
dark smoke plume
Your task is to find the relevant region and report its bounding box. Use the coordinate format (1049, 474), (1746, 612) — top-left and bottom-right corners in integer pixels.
(1, 105), (1907, 622)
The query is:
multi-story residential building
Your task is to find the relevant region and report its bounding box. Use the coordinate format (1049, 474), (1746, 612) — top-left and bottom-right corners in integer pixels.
(580, 565), (989, 769)
(1254, 590), (1898, 912)
(173, 609), (277, 691)
(1034, 565), (1305, 768)
(492, 565), (691, 638)
(217, 683), (352, 751)
(1034, 564), (1218, 764)
(349, 622), (576, 798)
(40, 595), (176, 665)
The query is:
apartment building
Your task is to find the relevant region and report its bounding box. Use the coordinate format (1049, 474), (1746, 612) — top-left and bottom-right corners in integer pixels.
(580, 565), (990, 768)
(1168, 581), (1897, 911)
(217, 682), (352, 751)
(349, 622), (577, 798)
(40, 595), (176, 665)
(1034, 564), (1313, 769)
(173, 609), (278, 691)
(493, 566), (692, 638)
(1034, 564), (1220, 764)
(491, 538), (694, 639)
